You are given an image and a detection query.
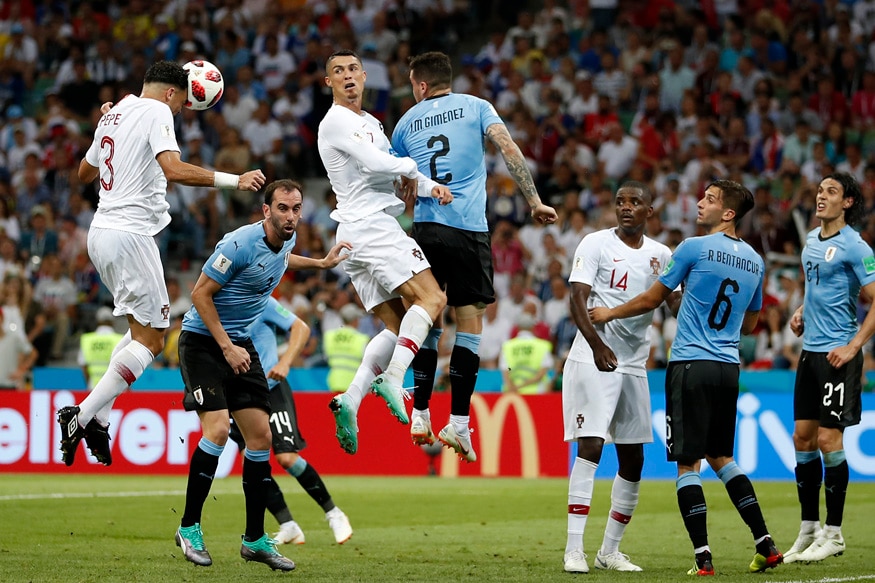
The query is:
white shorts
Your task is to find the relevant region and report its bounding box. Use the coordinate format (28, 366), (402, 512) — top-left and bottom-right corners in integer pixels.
(88, 227), (170, 329)
(562, 360), (653, 444)
(336, 211), (431, 312)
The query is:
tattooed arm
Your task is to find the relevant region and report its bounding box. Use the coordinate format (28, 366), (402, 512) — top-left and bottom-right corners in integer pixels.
(485, 122), (558, 224)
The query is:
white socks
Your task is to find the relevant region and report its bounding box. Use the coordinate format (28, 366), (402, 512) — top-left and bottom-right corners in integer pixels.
(346, 329), (397, 410)
(78, 340), (154, 425)
(566, 457), (597, 555)
(600, 475), (640, 555)
(384, 305), (432, 386)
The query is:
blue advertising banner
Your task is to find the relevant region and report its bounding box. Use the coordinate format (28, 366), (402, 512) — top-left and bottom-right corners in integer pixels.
(583, 392), (875, 482)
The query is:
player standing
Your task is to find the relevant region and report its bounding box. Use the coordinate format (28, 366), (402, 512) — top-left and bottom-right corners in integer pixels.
(228, 296), (353, 546)
(173, 180), (349, 570)
(58, 60), (265, 466)
(784, 173), (875, 563)
(318, 49), (451, 454)
(562, 182), (679, 573)
(591, 180), (783, 575)
(390, 51), (557, 462)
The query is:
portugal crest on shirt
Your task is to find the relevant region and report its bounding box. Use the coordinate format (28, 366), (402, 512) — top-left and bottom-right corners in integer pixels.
(825, 246), (837, 262)
(650, 257), (661, 276)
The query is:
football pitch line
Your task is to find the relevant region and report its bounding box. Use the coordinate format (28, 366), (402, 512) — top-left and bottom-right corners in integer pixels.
(0, 487), (241, 501)
(766, 576), (875, 583)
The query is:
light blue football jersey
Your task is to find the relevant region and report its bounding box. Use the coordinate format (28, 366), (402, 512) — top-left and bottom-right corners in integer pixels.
(659, 233), (765, 363)
(801, 225), (875, 351)
(182, 222), (296, 340)
(391, 93), (502, 232)
(248, 296), (298, 390)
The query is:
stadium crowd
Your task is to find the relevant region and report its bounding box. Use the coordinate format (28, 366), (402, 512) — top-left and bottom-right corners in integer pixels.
(1, 0), (875, 389)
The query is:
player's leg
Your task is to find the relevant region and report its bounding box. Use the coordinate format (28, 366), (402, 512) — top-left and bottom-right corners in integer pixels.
(233, 394), (295, 572)
(372, 269), (446, 424)
(61, 229), (167, 466)
(666, 362), (713, 575)
(437, 304), (486, 460)
(272, 383), (352, 544)
(786, 352), (825, 562)
(175, 332), (233, 567)
(562, 360), (618, 573)
(796, 352), (860, 562)
(706, 364), (781, 573)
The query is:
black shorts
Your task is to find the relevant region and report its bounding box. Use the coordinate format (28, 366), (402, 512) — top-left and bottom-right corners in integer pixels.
(794, 350), (863, 428)
(178, 330), (271, 414)
(412, 222), (495, 307)
(228, 378), (308, 454)
(665, 360), (740, 463)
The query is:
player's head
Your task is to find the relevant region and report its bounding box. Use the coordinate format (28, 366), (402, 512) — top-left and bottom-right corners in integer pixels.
(700, 179), (754, 229)
(325, 50), (365, 102)
(263, 179), (304, 242)
(408, 52), (452, 102)
(615, 181), (653, 232)
(143, 60), (189, 114)
(820, 172), (863, 227)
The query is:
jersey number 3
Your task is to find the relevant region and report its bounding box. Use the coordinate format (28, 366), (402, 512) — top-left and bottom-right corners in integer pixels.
(100, 136), (115, 191)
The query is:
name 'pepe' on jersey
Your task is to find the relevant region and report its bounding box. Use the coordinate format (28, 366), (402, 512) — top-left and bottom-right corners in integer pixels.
(182, 222), (296, 340)
(391, 93), (502, 233)
(659, 232), (765, 364)
(84, 95), (179, 236)
(801, 224), (875, 352)
(567, 228), (674, 375)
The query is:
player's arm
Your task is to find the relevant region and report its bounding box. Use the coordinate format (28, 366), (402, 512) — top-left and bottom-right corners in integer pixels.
(268, 318), (310, 383)
(190, 272), (251, 374)
(485, 122), (557, 224)
(156, 150), (266, 191)
(666, 290), (683, 317)
(78, 159), (99, 183)
(828, 280), (875, 367)
(570, 282), (618, 372)
(589, 281), (673, 323)
(287, 241), (352, 271)
(741, 310), (760, 335)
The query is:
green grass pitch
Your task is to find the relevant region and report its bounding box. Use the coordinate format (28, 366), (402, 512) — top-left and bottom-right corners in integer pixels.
(1, 475), (873, 582)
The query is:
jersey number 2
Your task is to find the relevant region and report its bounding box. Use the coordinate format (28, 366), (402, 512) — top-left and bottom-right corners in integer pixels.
(427, 134), (453, 185)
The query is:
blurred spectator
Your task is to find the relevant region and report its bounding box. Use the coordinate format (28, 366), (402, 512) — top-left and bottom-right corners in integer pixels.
(323, 302), (369, 393)
(0, 196), (20, 242)
(32, 253), (76, 360)
(500, 310), (554, 394)
(18, 205), (57, 273)
(653, 174), (699, 238)
(597, 121), (638, 182)
(78, 305), (123, 389)
(3, 21), (38, 89)
(0, 305), (37, 389)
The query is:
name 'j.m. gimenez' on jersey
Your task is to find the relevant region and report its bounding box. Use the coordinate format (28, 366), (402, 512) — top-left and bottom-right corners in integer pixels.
(409, 108), (466, 133)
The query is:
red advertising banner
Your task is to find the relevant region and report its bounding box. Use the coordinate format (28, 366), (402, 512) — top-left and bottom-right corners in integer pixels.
(0, 391), (567, 477)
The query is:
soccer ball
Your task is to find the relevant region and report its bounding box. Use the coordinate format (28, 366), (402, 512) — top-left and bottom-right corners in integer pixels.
(183, 60), (224, 111)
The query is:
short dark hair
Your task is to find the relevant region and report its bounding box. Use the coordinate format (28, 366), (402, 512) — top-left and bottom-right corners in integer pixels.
(824, 172), (864, 227)
(709, 179), (754, 225)
(325, 49), (361, 72)
(264, 179), (303, 206)
(409, 51), (453, 89)
(617, 181), (653, 204)
(144, 60), (188, 91)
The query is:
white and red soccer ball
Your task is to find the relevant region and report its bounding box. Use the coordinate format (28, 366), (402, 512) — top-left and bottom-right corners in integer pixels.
(183, 60), (224, 111)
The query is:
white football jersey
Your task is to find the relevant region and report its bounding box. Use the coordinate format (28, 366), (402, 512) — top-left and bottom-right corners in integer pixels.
(85, 95), (179, 236)
(318, 104), (418, 223)
(567, 228), (674, 375)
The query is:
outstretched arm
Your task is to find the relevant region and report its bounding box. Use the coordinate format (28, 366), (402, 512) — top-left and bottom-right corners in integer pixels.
(286, 241), (352, 271)
(485, 123), (557, 224)
(590, 281), (673, 323)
